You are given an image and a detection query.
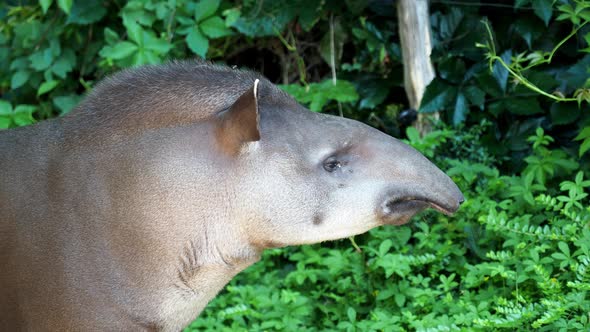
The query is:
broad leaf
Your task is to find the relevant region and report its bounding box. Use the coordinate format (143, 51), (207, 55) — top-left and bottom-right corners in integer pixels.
(419, 78), (457, 113)
(11, 70), (30, 89)
(505, 98), (544, 115)
(53, 94), (82, 115)
(13, 105), (37, 126)
(195, 0), (220, 22)
(0, 100), (12, 128)
(550, 102), (580, 125)
(67, 0), (107, 25)
(57, 0), (73, 14)
(37, 80), (59, 96)
(492, 50), (511, 93)
(186, 27), (208, 57)
(453, 92), (468, 125)
(39, 0), (53, 14)
(200, 16), (232, 38)
(532, 0), (553, 26)
(99, 42), (138, 60)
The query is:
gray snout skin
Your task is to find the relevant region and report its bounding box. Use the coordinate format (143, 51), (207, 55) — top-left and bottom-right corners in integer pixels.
(377, 174), (464, 225)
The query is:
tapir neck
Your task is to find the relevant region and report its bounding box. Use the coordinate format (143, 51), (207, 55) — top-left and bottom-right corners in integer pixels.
(157, 218), (262, 331)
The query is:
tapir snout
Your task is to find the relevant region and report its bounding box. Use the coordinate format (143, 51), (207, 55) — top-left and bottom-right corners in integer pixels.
(369, 136), (465, 224)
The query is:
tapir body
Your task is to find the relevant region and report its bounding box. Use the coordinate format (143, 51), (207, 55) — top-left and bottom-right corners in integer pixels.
(0, 61), (463, 331)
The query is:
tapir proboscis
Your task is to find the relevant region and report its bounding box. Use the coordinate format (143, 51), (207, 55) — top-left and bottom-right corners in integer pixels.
(0, 60), (463, 331)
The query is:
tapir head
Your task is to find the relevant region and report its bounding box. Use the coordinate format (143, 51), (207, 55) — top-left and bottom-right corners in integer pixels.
(216, 79), (464, 247)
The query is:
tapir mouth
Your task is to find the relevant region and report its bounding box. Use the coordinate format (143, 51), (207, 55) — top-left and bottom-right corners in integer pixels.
(378, 195), (461, 225)
(386, 197), (458, 216)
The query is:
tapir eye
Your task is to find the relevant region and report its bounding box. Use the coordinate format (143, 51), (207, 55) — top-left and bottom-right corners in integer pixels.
(323, 156), (342, 172)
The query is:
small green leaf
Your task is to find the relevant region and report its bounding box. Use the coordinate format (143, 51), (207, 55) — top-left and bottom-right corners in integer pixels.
(53, 94), (83, 115)
(195, 0), (220, 22)
(200, 16), (232, 38)
(346, 307), (356, 322)
(463, 86), (485, 110)
(186, 27), (209, 57)
(11, 70), (30, 89)
(13, 105), (37, 126)
(104, 28), (119, 45)
(453, 92), (468, 125)
(550, 102), (580, 125)
(492, 50), (511, 93)
(66, 0), (107, 25)
(143, 31), (172, 54)
(29, 49), (54, 71)
(532, 0), (553, 26)
(37, 80), (59, 96)
(579, 138), (590, 157)
(99, 41), (138, 60)
(0, 100), (11, 114)
(419, 78), (457, 113)
(0, 100), (12, 128)
(52, 49), (76, 78)
(57, 0), (73, 14)
(39, 0), (53, 13)
(505, 98), (544, 115)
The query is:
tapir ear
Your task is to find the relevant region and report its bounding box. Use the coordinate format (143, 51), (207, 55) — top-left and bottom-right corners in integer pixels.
(216, 79), (261, 155)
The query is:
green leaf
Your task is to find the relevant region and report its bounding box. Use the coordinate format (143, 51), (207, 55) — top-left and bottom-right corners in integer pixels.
(513, 17), (543, 48)
(37, 80), (59, 96)
(0, 100), (11, 128)
(200, 16), (232, 38)
(346, 307), (356, 322)
(13, 105), (37, 126)
(438, 57), (466, 84)
(29, 48), (54, 71)
(575, 127), (590, 140)
(186, 27), (208, 57)
(418, 78), (457, 113)
(492, 50), (511, 93)
(99, 41), (138, 60)
(453, 92), (468, 125)
(279, 80), (358, 112)
(52, 49), (76, 78)
(579, 137), (590, 157)
(104, 28), (119, 45)
(463, 86), (485, 110)
(125, 22), (143, 45)
(11, 70), (30, 89)
(57, 0), (73, 14)
(550, 102), (580, 125)
(532, 0), (553, 26)
(142, 31), (172, 54)
(505, 98), (544, 115)
(39, 0), (53, 13)
(66, 0), (107, 25)
(195, 0), (220, 22)
(53, 94), (83, 115)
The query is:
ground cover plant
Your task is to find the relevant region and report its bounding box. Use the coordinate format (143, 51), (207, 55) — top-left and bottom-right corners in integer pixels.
(1, 0), (589, 330)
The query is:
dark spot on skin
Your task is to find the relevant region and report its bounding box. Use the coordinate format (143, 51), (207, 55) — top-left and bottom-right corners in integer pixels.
(313, 213), (323, 225)
(258, 240), (286, 248)
(338, 183), (346, 188)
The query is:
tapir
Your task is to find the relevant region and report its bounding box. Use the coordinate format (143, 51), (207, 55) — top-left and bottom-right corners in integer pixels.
(0, 60), (463, 331)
